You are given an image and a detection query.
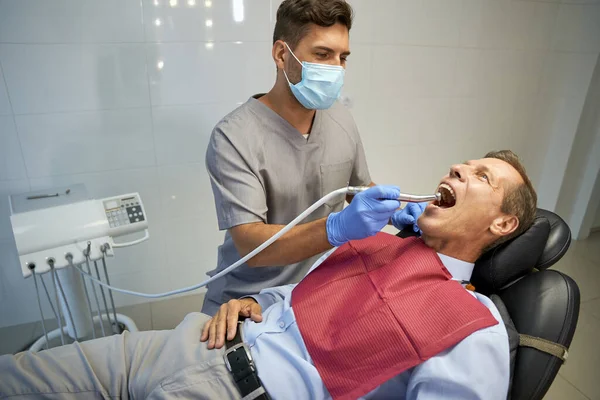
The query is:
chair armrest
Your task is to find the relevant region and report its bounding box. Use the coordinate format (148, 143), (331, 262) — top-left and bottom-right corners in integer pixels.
(499, 270), (580, 400)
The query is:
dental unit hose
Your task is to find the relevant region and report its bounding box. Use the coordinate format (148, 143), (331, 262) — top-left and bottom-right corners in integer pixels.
(76, 186), (441, 299)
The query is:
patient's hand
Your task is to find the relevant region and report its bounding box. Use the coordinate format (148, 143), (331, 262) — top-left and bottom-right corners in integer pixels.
(200, 298), (263, 349)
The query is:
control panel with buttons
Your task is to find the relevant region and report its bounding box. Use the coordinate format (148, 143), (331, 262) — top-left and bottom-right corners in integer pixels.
(102, 193), (148, 234)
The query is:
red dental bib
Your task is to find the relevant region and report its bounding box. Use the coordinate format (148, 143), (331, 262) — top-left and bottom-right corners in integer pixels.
(291, 233), (498, 400)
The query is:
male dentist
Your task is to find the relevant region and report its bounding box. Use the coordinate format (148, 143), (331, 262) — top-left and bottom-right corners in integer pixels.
(203, 0), (422, 315)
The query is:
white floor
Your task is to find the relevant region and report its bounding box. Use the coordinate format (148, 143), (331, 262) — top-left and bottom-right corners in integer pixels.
(1, 232), (599, 399)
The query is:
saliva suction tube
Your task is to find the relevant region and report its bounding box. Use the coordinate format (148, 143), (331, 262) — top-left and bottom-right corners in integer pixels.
(76, 186), (441, 299)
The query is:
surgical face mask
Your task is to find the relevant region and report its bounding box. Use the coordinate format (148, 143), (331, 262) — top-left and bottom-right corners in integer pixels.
(282, 43), (345, 110)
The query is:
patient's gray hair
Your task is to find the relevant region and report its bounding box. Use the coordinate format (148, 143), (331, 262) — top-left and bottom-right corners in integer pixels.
(484, 150), (537, 252)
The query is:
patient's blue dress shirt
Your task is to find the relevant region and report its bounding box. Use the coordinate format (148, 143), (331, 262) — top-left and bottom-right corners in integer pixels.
(242, 248), (510, 400)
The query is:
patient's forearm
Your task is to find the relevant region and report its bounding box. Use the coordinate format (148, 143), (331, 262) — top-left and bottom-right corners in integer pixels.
(230, 218), (332, 267)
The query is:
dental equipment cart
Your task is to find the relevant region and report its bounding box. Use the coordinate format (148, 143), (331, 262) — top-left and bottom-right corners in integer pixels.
(9, 184), (150, 351)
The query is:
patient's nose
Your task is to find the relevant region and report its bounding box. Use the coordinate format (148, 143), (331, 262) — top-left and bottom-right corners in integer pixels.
(449, 164), (464, 181)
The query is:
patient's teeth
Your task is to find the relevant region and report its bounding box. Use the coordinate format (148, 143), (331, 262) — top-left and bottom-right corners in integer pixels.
(438, 183), (456, 201)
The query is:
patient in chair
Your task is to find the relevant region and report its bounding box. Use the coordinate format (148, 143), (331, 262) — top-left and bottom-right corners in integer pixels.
(0, 150), (537, 400)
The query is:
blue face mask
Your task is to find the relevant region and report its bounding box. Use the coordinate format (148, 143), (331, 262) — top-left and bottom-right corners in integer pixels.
(283, 43), (345, 110)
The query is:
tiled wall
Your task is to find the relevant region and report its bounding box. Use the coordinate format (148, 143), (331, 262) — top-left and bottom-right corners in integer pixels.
(1, 0), (599, 328)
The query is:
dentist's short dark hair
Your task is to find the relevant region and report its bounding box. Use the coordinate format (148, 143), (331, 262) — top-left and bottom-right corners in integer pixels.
(273, 0), (354, 49)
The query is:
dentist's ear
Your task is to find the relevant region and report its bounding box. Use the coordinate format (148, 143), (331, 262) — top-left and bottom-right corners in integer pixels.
(272, 40), (287, 70)
(490, 215), (519, 238)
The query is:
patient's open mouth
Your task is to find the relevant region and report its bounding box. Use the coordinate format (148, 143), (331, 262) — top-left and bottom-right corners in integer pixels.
(434, 183), (456, 208)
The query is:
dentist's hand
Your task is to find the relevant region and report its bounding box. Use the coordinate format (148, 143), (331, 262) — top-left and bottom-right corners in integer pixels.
(327, 185), (401, 247)
(200, 298), (262, 349)
(391, 202), (428, 235)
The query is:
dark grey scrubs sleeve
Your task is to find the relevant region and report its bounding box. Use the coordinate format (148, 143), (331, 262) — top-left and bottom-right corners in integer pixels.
(205, 127), (267, 230)
(349, 133), (372, 186)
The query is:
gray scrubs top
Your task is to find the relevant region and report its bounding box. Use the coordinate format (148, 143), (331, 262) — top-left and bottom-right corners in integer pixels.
(202, 95), (371, 315)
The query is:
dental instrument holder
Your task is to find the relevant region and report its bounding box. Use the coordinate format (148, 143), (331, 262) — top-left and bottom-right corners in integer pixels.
(346, 186), (441, 203)
(9, 184), (149, 350)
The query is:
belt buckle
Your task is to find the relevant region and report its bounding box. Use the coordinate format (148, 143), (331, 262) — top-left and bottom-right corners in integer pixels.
(224, 342), (255, 372)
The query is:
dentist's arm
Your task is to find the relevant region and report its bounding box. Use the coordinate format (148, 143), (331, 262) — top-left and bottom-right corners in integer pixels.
(230, 218), (331, 267)
(231, 186), (401, 267)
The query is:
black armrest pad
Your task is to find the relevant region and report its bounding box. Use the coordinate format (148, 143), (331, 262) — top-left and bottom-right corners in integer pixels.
(500, 270), (580, 400)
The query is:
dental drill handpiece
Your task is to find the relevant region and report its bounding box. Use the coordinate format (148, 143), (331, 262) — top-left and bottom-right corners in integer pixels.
(346, 186), (442, 203)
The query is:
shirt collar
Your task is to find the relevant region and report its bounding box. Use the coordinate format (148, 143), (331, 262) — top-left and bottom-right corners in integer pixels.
(436, 253), (475, 282)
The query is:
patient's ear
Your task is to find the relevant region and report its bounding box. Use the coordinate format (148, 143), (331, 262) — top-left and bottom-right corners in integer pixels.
(490, 215), (519, 238)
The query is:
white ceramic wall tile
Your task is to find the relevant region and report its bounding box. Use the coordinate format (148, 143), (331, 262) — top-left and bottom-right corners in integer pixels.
(102, 228), (167, 284)
(540, 52), (598, 98)
(536, 95), (588, 210)
(270, 0), (283, 34)
(0, 66), (10, 115)
(0, 180), (29, 241)
(363, 141), (471, 196)
(396, 0), (463, 47)
(147, 42), (273, 106)
(0, 44), (150, 114)
(0, 116), (27, 181)
(16, 109), (155, 178)
(507, 1), (559, 50)
(445, 96), (516, 149)
(340, 44), (371, 132)
(459, 0), (512, 49)
(371, 45), (457, 99)
(157, 163), (215, 220)
(509, 94), (551, 171)
(162, 216), (223, 292)
(0, 0), (144, 44)
(341, 45), (371, 102)
(344, 0), (370, 45)
(552, 3), (600, 53)
(350, 0), (462, 46)
(363, 144), (411, 190)
(143, 0), (271, 43)
(513, 50), (547, 98)
(453, 49), (520, 99)
(152, 103), (237, 166)
(357, 0), (400, 45)
(513, 0), (559, 3)
(365, 97), (452, 149)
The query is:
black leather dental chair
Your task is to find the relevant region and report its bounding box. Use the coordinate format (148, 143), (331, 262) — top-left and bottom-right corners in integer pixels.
(398, 209), (580, 400)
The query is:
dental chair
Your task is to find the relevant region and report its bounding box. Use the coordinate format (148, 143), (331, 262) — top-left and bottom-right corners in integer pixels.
(399, 209), (579, 400)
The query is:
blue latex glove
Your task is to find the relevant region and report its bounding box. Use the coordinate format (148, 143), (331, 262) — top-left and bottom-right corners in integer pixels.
(326, 185), (401, 247)
(391, 202), (428, 235)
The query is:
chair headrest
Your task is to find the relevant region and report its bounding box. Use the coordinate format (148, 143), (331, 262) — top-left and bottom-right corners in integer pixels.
(471, 209), (571, 294)
(535, 209), (572, 270)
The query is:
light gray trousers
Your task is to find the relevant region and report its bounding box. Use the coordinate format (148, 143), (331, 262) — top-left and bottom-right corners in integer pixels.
(0, 313), (242, 399)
